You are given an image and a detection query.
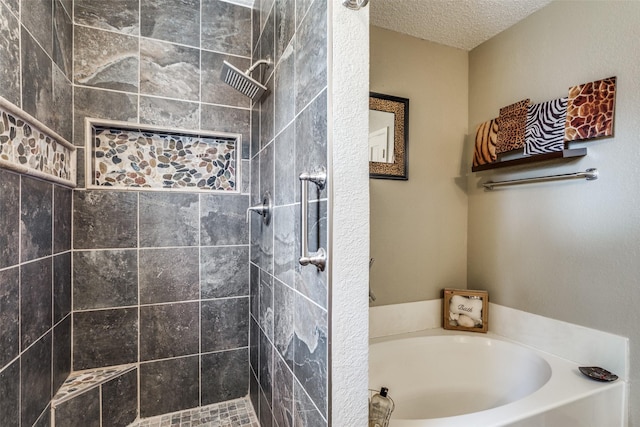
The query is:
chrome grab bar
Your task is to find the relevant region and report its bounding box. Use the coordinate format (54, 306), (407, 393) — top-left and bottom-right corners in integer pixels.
(299, 168), (327, 271)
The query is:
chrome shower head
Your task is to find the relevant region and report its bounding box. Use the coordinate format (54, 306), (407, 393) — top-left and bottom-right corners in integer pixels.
(220, 59), (271, 102)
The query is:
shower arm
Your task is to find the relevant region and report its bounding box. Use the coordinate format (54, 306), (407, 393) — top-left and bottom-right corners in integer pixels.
(246, 58), (273, 75)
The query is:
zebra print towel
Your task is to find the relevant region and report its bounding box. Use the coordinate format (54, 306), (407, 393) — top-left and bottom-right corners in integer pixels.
(524, 97), (568, 155)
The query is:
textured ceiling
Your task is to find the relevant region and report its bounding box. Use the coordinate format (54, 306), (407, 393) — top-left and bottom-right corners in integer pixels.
(370, 0), (554, 51)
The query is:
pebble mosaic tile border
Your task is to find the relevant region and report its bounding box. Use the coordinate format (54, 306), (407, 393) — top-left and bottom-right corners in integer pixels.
(87, 119), (240, 191)
(0, 97), (76, 187)
(51, 364), (137, 406)
(129, 397), (259, 427)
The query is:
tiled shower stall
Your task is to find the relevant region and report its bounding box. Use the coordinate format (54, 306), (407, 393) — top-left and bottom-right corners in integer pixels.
(0, 0), (329, 425)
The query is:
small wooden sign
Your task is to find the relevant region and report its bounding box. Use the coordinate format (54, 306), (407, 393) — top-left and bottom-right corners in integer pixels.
(443, 289), (489, 333)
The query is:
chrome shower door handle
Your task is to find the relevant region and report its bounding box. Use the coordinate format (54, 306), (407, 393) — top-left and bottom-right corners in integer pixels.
(299, 168), (327, 272)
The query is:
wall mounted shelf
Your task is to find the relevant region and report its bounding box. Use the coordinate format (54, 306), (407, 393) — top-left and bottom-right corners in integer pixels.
(472, 148), (587, 172)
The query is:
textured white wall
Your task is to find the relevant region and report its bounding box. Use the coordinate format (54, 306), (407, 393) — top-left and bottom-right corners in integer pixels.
(370, 26), (469, 305)
(468, 2), (640, 424)
(329, 0), (370, 425)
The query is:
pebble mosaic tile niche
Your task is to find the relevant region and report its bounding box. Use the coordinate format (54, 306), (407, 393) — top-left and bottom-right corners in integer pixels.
(86, 119), (240, 191)
(0, 97), (76, 187)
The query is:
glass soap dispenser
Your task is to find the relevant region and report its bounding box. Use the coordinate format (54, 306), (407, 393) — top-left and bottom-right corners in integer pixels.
(369, 387), (394, 427)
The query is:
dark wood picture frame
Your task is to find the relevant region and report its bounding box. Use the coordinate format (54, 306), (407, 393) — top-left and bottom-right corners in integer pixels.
(369, 92), (409, 180)
(443, 289), (489, 333)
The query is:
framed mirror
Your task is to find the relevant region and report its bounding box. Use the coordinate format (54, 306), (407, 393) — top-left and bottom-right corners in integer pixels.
(369, 92), (409, 180)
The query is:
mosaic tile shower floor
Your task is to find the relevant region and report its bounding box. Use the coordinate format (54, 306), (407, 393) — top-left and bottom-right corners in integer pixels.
(128, 397), (259, 427)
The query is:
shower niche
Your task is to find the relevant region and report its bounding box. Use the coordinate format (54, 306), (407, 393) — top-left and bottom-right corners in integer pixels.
(85, 118), (241, 192)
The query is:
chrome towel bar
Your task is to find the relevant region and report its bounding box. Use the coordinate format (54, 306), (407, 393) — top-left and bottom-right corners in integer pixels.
(483, 168), (598, 190)
(299, 168), (327, 271)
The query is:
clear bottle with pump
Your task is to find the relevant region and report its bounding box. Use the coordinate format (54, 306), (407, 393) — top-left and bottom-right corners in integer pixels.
(369, 387), (394, 427)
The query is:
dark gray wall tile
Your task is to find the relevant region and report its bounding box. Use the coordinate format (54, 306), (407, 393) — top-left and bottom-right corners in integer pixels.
(102, 369), (137, 427)
(58, 0), (71, 16)
(73, 308), (138, 370)
(201, 104), (250, 159)
(0, 1), (20, 106)
(139, 192), (199, 247)
(141, 0), (200, 47)
(74, 0), (139, 35)
(201, 51), (250, 108)
(73, 190), (138, 249)
(294, 90), (327, 202)
(0, 359), (19, 427)
(295, 0), (313, 27)
(294, 0), (326, 113)
(275, 0), (294, 63)
(259, 273), (273, 340)
(251, 0), (260, 53)
(21, 0), (53, 56)
(33, 408), (52, 427)
(54, 386), (100, 427)
(249, 368), (259, 420)
(76, 147), (86, 188)
(250, 263), (259, 319)
(250, 316), (259, 376)
(201, 348), (249, 405)
(33, 408), (51, 427)
(258, 4), (275, 79)
(53, 0), (72, 80)
(242, 159), (250, 193)
(201, 297), (249, 352)
(139, 96), (200, 130)
(21, 176), (53, 262)
(251, 104), (260, 159)
(21, 27), (54, 149)
(274, 44), (295, 136)
(201, 246), (249, 299)
(53, 252), (71, 323)
(53, 186), (72, 253)
(140, 302), (199, 361)
(273, 205), (296, 289)
(140, 39), (200, 101)
(259, 388), (274, 427)
(293, 294), (327, 418)
(259, 328), (273, 412)
(293, 378), (326, 427)
(0, 267), (19, 367)
(139, 356), (199, 418)
(20, 257), (52, 349)
(73, 87), (138, 147)
(52, 315), (71, 394)
(74, 26), (139, 92)
(259, 76), (274, 149)
(259, 0), (275, 35)
(139, 248), (199, 304)
(200, 194), (249, 245)
(201, 0), (251, 56)
(52, 64), (73, 142)
(21, 332), (52, 427)
(0, 170), (19, 269)
(73, 250), (138, 310)
(273, 354), (294, 427)
(260, 138), (274, 204)
(273, 278), (294, 369)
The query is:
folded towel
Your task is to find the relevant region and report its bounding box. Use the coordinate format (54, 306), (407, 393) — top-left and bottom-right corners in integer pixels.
(449, 295), (483, 323)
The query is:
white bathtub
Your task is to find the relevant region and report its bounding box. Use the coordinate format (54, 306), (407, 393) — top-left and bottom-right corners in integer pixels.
(369, 330), (626, 426)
